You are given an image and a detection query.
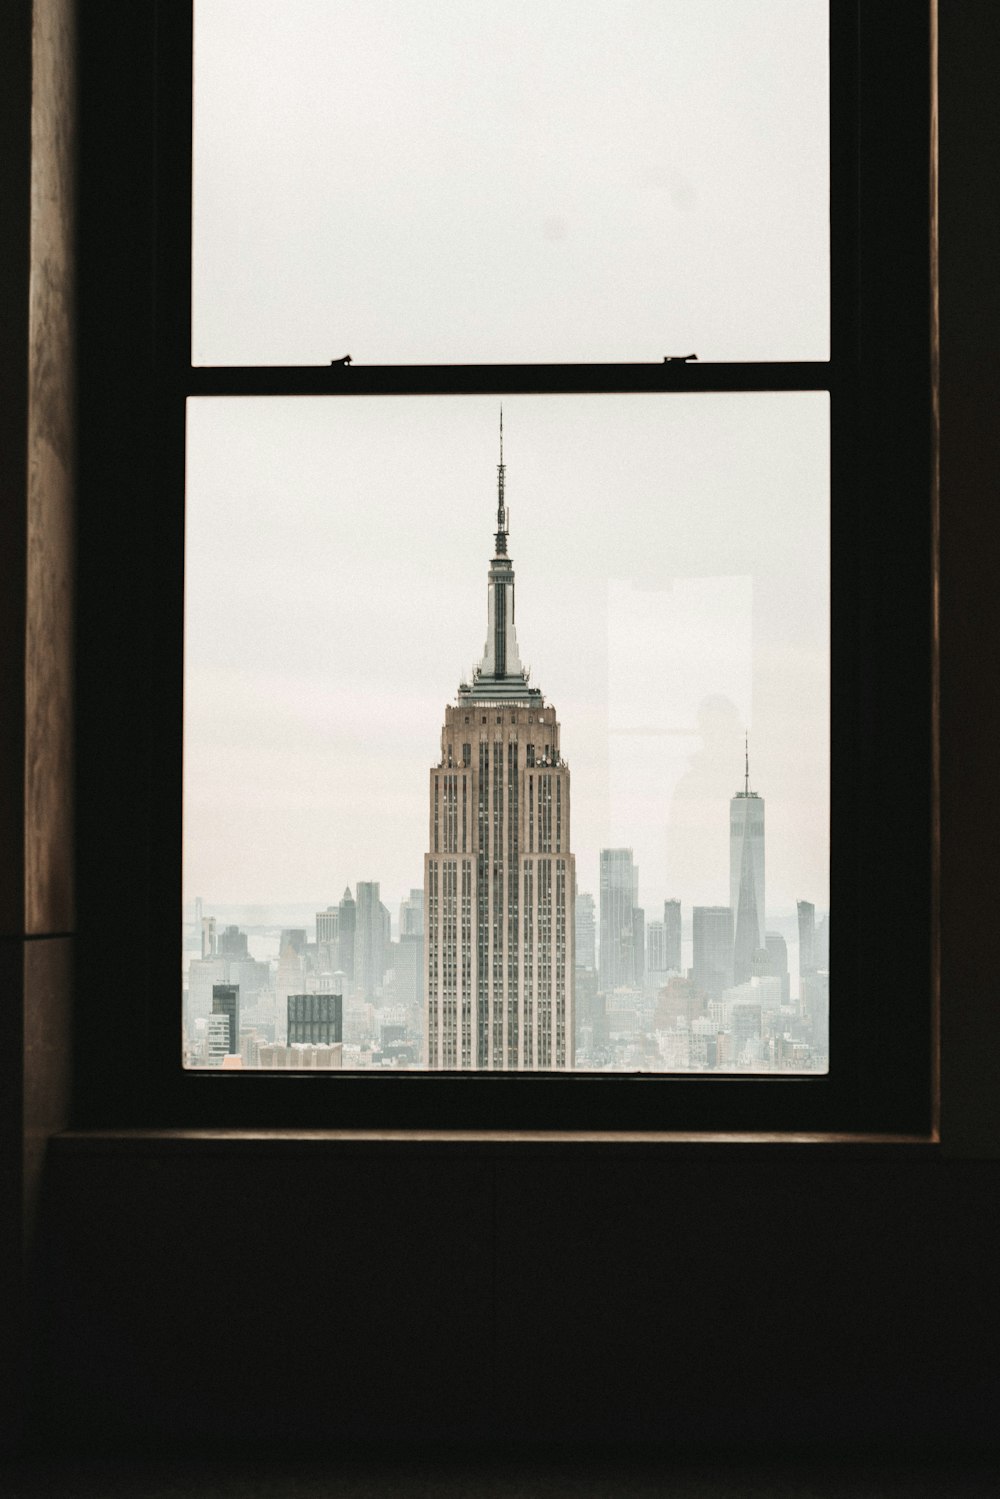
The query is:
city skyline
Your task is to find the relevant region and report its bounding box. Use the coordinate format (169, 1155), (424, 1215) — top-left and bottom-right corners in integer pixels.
(183, 394), (830, 918)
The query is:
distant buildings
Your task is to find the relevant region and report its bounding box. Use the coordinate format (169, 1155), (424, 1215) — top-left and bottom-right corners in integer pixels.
(646, 920), (669, 984)
(797, 899), (816, 982)
(399, 889), (423, 937)
(632, 905), (645, 988)
(662, 899), (682, 974)
(355, 881), (389, 1001)
(692, 905), (734, 998)
(575, 892), (596, 972)
(216, 924), (248, 958)
(765, 930), (790, 1004)
(211, 983), (239, 1055)
(316, 907), (339, 946)
(205, 1012), (230, 1067)
(338, 886), (356, 989)
(287, 990), (343, 1046)
(599, 848), (635, 993)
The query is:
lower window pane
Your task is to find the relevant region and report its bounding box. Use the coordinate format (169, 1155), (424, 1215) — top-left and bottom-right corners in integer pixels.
(183, 394), (829, 1073)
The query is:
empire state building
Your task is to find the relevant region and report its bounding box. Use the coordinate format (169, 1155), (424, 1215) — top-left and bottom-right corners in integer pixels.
(424, 421), (575, 1070)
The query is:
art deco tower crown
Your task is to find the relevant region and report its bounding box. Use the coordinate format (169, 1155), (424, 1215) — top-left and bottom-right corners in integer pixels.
(460, 411), (540, 705)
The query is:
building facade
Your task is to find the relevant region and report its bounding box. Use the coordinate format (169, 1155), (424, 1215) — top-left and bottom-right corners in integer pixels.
(692, 905), (734, 998)
(575, 892), (596, 972)
(662, 898), (682, 974)
(211, 982), (240, 1055)
(599, 848), (636, 993)
(287, 991), (343, 1046)
(425, 421), (575, 1070)
(355, 881), (387, 1001)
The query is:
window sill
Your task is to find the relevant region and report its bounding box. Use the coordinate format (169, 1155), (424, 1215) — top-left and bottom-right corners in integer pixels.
(50, 1127), (940, 1159)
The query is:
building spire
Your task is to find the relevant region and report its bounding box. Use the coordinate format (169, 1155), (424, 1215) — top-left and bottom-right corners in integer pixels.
(495, 406), (508, 556)
(745, 730), (750, 795)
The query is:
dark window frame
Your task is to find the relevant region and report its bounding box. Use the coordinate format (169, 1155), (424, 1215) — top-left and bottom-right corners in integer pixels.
(73, 0), (936, 1137)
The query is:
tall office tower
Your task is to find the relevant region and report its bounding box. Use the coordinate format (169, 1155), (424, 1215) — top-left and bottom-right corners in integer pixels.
(355, 882), (386, 1001)
(663, 899), (682, 973)
(731, 737), (765, 985)
(692, 906), (734, 998)
(316, 906), (339, 946)
(316, 905), (340, 976)
(211, 983), (239, 1055)
(400, 889), (424, 938)
(632, 907), (646, 987)
(287, 991), (343, 1046)
(575, 892), (596, 971)
(205, 1012), (230, 1067)
(201, 915), (216, 958)
(797, 899), (816, 983)
(396, 932), (424, 1008)
(337, 886), (356, 987)
(814, 909), (830, 970)
(599, 849), (635, 992)
(216, 924), (248, 958)
(424, 417), (575, 1070)
(765, 930), (791, 1003)
(646, 920), (668, 982)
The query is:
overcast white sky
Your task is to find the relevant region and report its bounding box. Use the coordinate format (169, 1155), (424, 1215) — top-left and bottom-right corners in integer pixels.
(184, 394), (829, 920)
(193, 0), (828, 364)
(185, 1), (830, 927)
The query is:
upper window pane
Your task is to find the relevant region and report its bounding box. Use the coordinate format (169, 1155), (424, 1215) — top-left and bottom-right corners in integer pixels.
(192, 0), (830, 365)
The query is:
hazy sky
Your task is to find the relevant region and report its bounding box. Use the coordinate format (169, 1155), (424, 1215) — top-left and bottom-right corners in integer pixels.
(193, 0), (828, 364)
(184, 395), (829, 919)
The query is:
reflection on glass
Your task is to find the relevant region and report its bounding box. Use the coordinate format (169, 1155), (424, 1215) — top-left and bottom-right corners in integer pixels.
(183, 394), (830, 1071)
(193, 0), (829, 364)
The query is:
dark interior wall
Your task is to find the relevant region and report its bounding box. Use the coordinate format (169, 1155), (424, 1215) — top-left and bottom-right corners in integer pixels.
(38, 1142), (1000, 1454)
(4, 0), (1000, 1459)
(0, 0), (75, 1455)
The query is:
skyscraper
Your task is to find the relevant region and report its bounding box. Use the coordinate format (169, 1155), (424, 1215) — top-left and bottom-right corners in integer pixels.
(337, 885), (356, 989)
(632, 906), (646, 987)
(316, 906), (339, 946)
(287, 991), (342, 1046)
(400, 889), (424, 938)
(662, 899), (682, 974)
(797, 899), (816, 986)
(692, 906), (734, 998)
(216, 924), (248, 958)
(425, 417), (575, 1070)
(355, 881), (386, 1001)
(599, 849), (635, 992)
(731, 737), (765, 985)
(646, 920), (668, 984)
(574, 892), (596, 972)
(765, 930), (791, 1004)
(211, 982), (239, 1055)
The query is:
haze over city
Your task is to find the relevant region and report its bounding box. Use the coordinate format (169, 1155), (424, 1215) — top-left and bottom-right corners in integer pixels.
(184, 394), (829, 923)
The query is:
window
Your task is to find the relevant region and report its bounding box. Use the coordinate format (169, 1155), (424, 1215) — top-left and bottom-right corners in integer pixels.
(74, 1), (934, 1134)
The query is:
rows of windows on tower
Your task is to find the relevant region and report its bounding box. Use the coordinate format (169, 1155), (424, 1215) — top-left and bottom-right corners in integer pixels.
(182, 426), (829, 1074)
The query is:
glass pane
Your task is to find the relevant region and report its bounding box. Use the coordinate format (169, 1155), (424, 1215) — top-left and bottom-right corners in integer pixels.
(193, 0), (829, 364)
(183, 394), (829, 1071)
